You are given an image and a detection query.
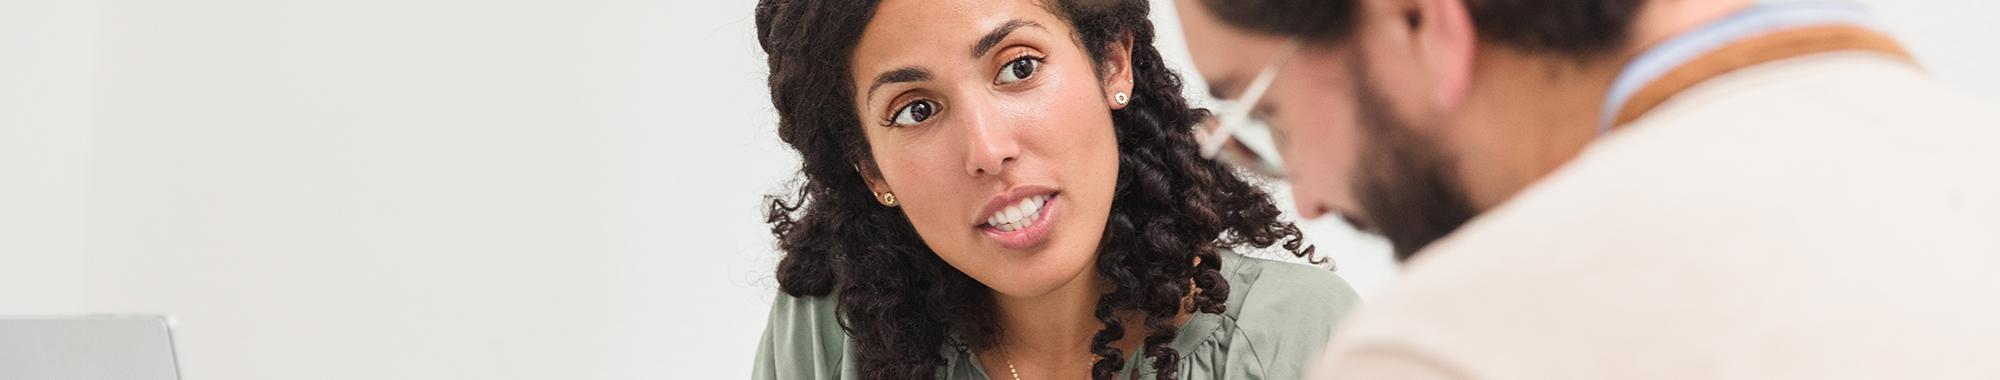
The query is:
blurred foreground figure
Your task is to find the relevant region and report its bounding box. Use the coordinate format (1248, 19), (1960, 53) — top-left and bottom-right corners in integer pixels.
(1177, 0), (2000, 378)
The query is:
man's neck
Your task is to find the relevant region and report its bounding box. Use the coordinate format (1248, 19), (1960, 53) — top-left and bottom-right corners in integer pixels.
(1451, 46), (1621, 211)
(1626, 0), (1759, 57)
(1452, 0), (1755, 211)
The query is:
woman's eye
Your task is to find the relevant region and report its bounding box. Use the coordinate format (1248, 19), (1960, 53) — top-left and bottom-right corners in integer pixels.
(996, 57), (1040, 83)
(892, 100), (938, 126)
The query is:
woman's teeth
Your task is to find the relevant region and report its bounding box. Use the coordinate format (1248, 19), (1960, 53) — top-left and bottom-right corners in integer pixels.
(986, 195), (1049, 232)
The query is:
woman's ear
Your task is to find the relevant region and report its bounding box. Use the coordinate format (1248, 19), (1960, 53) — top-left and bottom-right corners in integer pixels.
(855, 159), (892, 196)
(1103, 32), (1136, 110)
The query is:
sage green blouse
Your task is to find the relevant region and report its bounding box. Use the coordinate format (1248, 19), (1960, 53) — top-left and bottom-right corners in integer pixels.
(752, 251), (1363, 380)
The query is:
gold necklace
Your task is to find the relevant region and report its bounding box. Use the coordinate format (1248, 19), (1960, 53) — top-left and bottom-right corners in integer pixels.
(1005, 354), (1021, 380)
(1000, 346), (1096, 380)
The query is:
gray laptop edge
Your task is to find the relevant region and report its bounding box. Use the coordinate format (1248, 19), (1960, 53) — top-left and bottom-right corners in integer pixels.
(0, 315), (182, 380)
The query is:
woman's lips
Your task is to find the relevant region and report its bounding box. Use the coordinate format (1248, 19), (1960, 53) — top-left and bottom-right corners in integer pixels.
(980, 194), (1058, 250)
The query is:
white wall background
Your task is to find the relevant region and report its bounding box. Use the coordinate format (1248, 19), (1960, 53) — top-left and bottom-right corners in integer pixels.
(1, 0), (1992, 379)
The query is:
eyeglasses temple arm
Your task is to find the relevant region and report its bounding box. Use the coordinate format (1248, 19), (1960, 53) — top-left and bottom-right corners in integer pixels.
(1200, 40), (1301, 159)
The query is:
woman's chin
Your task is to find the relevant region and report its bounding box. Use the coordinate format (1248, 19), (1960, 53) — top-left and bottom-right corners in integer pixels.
(977, 256), (1098, 300)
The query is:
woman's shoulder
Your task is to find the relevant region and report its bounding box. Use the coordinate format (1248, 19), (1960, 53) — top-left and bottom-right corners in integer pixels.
(754, 291), (859, 380)
(1217, 250), (1363, 320)
(1208, 250), (1364, 378)
(766, 290), (843, 325)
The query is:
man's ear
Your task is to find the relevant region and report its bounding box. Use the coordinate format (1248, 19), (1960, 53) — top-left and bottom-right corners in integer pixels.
(1410, 0), (1476, 109)
(1103, 32), (1136, 110)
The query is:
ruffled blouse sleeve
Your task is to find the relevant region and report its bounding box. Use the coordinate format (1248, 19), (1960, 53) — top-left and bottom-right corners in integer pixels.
(1131, 252), (1365, 380)
(753, 292), (861, 380)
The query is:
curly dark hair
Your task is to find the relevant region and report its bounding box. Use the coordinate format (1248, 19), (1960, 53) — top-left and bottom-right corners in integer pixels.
(755, 0), (1315, 379)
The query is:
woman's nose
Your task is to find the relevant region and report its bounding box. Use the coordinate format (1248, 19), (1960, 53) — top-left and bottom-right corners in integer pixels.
(960, 102), (1020, 178)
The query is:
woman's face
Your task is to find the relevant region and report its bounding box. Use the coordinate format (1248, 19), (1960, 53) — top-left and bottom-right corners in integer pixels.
(851, 0), (1132, 299)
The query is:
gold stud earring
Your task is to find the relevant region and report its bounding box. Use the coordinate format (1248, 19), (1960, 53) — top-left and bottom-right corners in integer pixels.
(1114, 92), (1128, 105)
(874, 192), (898, 207)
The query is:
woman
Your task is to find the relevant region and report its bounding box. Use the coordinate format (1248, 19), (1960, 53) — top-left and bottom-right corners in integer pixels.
(752, 0), (1361, 379)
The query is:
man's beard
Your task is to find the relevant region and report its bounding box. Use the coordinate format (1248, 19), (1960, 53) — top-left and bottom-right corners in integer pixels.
(1348, 63), (1478, 262)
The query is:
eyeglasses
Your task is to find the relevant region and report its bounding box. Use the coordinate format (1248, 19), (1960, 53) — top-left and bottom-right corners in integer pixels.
(1199, 40), (1300, 179)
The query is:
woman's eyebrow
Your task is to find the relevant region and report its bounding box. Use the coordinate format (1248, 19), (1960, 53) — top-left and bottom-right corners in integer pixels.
(867, 67), (932, 99)
(864, 20), (1042, 99)
(971, 20), (1044, 58)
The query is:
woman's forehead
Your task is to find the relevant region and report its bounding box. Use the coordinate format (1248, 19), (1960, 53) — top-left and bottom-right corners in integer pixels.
(852, 0), (1070, 73)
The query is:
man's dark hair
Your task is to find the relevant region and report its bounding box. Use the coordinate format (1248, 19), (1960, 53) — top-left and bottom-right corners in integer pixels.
(1200, 0), (1648, 56)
